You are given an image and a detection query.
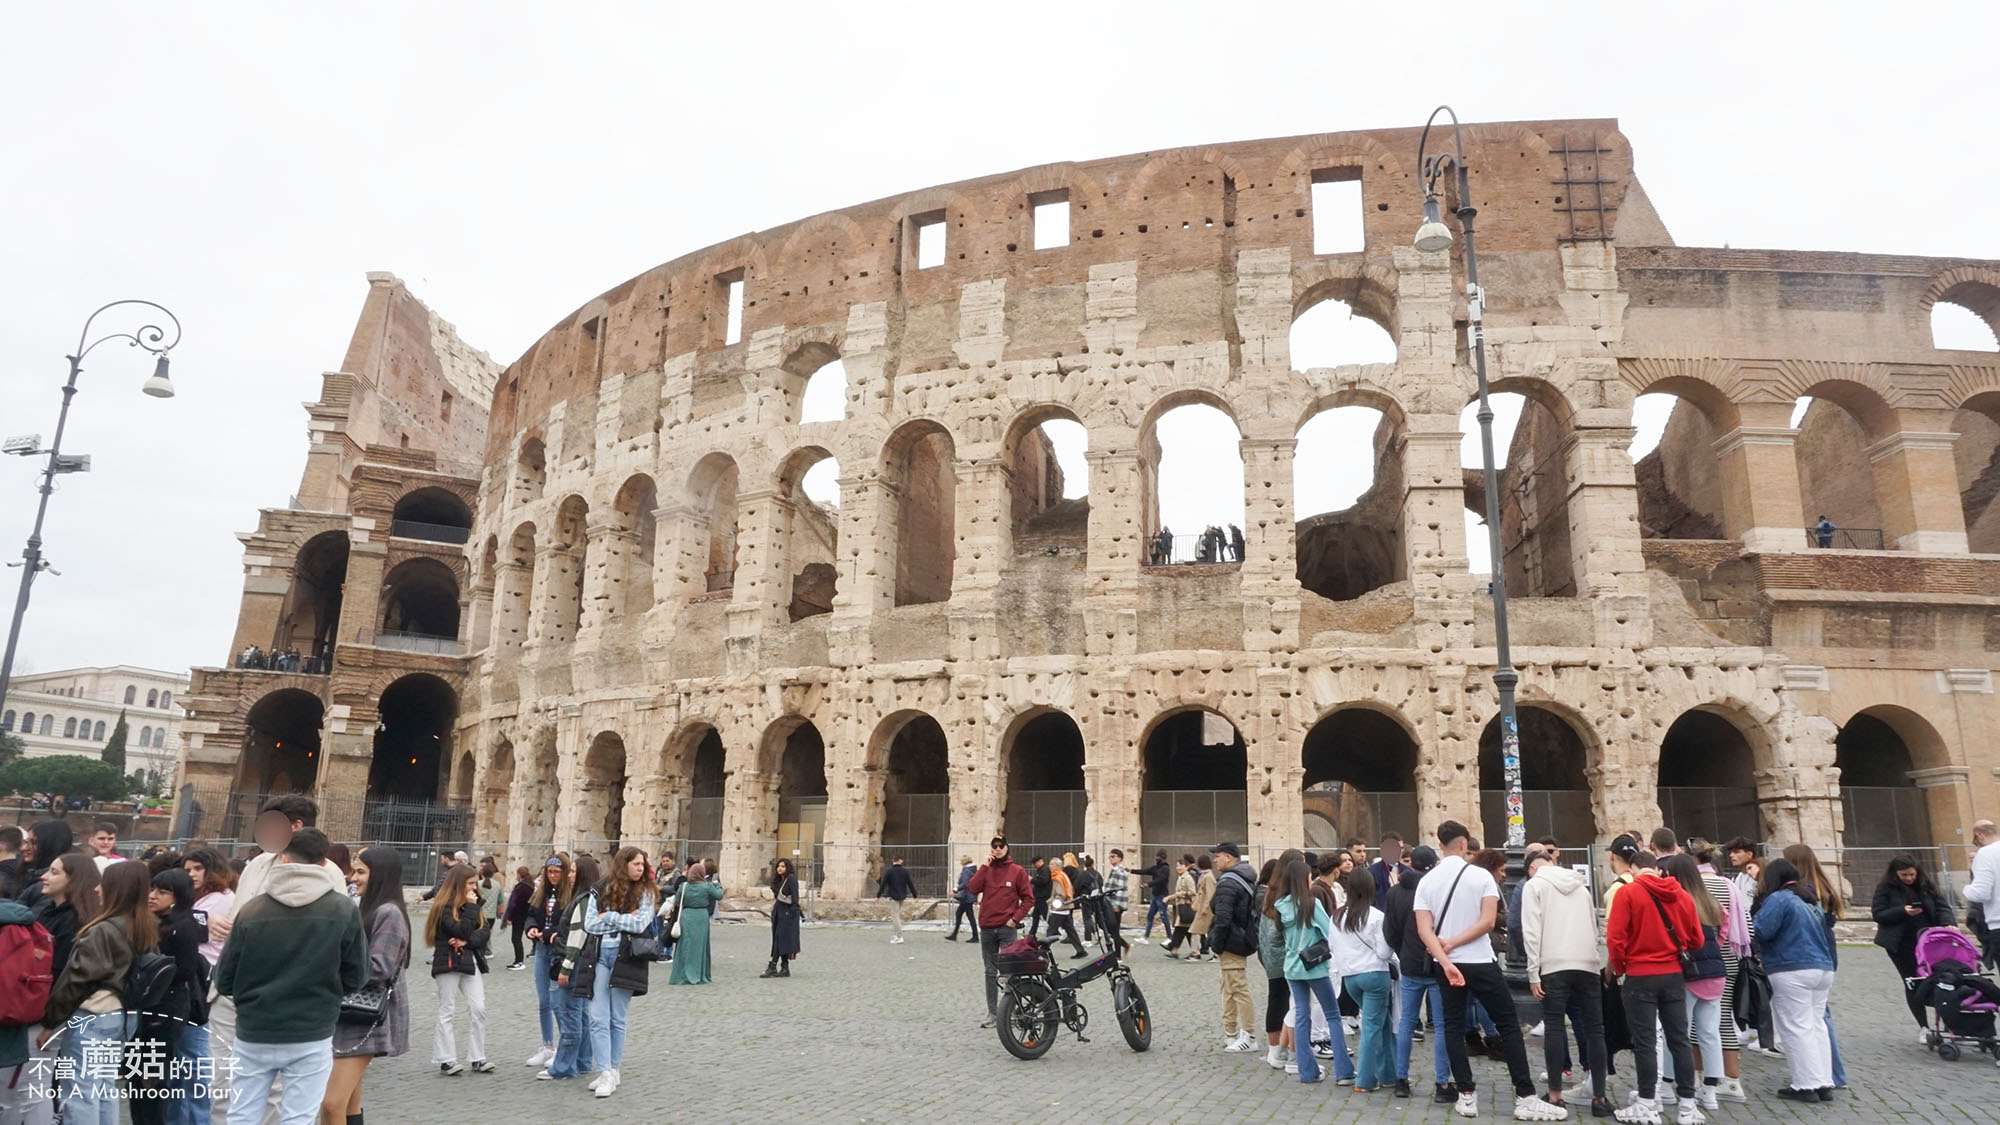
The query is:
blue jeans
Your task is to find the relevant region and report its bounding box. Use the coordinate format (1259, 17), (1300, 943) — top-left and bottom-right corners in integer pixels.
(1345, 971), (1395, 1090)
(532, 942), (558, 1045)
(1144, 895), (1168, 937)
(546, 986), (595, 1078)
(230, 1034), (333, 1125)
(168, 1023), (213, 1125)
(588, 935), (632, 1071)
(1289, 977), (1353, 1083)
(58, 1011), (135, 1125)
(1827, 1007), (1845, 1087)
(1398, 973), (1450, 1084)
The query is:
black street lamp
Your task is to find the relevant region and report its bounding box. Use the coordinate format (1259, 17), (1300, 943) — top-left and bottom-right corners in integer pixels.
(0, 299), (182, 711)
(1416, 107), (1527, 856)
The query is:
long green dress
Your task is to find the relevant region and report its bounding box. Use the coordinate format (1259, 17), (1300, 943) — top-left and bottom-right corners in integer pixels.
(668, 880), (725, 984)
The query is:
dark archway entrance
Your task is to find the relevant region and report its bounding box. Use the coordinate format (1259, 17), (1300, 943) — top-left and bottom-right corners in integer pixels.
(1301, 708), (1418, 849)
(879, 714), (950, 893)
(1479, 705), (1594, 845)
(368, 674), (457, 803)
(1141, 709), (1247, 851)
(276, 532), (347, 665)
(1004, 710), (1086, 853)
(579, 732), (628, 852)
(1657, 710), (1760, 844)
(768, 720), (828, 881)
(1835, 711), (1935, 849)
(237, 689), (324, 797)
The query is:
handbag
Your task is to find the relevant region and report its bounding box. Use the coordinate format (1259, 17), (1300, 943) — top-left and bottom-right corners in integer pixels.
(666, 885), (685, 941)
(1291, 910), (1332, 969)
(627, 931), (662, 960)
(569, 934), (600, 999)
(1646, 887), (1701, 977)
(337, 981), (390, 1027)
(1411, 864), (1470, 979)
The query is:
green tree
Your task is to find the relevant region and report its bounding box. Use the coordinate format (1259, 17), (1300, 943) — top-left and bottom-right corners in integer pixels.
(0, 730), (22, 770)
(101, 711), (128, 774)
(0, 754), (129, 802)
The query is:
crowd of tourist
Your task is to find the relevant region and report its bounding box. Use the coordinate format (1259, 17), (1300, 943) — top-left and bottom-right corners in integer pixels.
(2, 808), (1997, 1121)
(232, 646), (329, 675)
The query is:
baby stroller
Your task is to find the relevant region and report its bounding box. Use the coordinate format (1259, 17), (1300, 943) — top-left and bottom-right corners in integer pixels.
(1911, 927), (2000, 1062)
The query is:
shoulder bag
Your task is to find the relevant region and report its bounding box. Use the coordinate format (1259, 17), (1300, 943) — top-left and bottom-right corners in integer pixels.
(1290, 905), (1332, 969)
(1412, 864), (1470, 979)
(337, 980), (391, 1028)
(666, 884), (686, 941)
(1647, 888), (1701, 977)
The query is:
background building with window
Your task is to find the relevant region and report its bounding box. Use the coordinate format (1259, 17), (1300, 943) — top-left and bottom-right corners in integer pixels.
(1, 665), (189, 782)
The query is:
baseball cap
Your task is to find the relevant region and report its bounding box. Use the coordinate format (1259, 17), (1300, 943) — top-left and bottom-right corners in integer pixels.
(1608, 834), (1640, 860)
(989, 835), (1008, 849)
(1210, 841), (1241, 858)
(1409, 845), (1439, 873)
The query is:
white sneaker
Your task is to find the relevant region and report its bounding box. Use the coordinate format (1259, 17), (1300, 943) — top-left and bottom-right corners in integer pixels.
(592, 1068), (619, 1098)
(1657, 1089), (1675, 1105)
(1529, 1020), (1546, 1037)
(1674, 1102), (1704, 1125)
(1134, 937), (1149, 944)
(588, 1070), (610, 1092)
(1713, 1078), (1745, 1104)
(1514, 1094), (1570, 1121)
(1918, 1026), (1932, 1045)
(534, 1069), (554, 1081)
(1455, 1091), (1480, 1118)
(1613, 1098), (1661, 1124)
(1285, 1059), (1300, 1075)
(1343, 1016), (1361, 1035)
(524, 1046), (552, 1068)
(1695, 1087), (1717, 1112)
(1266, 1045), (1287, 1069)
(890, 936), (904, 944)
(1224, 1032), (1257, 1052)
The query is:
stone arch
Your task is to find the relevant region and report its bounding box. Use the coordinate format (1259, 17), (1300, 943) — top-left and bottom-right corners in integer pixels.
(775, 445), (840, 621)
(1474, 379), (1578, 596)
(1001, 707), (1088, 851)
(450, 749), (475, 805)
(1477, 702), (1598, 846)
(577, 731), (629, 853)
(1121, 146), (1253, 209)
(1291, 277), (1399, 368)
(1656, 706), (1766, 845)
(1787, 374), (1898, 549)
(379, 556), (461, 642)
(882, 419), (957, 606)
(1624, 370), (1739, 541)
(1138, 391), (1245, 565)
(1923, 268), (2000, 348)
(664, 721), (727, 847)
(1295, 388), (1407, 601)
(1835, 704), (1949, 849)
(1003, 404), (1089, 553)
(1139, 705), (1248, 851)
(479, 737), (514, 843)
(274, 530), (348, 660)
(684, 452), (741, 596)
(866, 711), (951, 884)
(1274, 133), (1409, 180)
(1300, 704), (1420, 848)
(544, 495), (589, 642)
(612, 473), (658, 616)
(752, 715), (829, 882)
(236, 688), (325, 796)
(775, 210), (872, 266)
(390, 486), (474, 538)
(495, 521), (538, 651)
(368, 673), (457, 803)
(513, 435), (547, 503)
(780, 340), (849, 425)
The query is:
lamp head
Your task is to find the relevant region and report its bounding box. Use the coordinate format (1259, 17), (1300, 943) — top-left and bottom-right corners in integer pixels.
(141, 353), (175, 399)
(1414, 195), (1452, 253)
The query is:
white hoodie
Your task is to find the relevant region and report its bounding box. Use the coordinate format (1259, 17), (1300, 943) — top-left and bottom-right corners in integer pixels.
(1521, 863), (1602, 978)
(1328, 905), (1395, 978)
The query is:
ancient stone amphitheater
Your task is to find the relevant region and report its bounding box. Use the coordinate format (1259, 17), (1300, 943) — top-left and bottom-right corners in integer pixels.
(181, 118), (2000, 896)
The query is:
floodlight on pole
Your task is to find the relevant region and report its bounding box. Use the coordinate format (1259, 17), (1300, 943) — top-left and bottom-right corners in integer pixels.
(0, 299), (184, 712)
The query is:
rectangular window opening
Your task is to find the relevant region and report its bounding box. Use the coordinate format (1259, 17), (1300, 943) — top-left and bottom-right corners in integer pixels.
(440, 390), (454, 423)
(719, 270), (745, 345)
(1310, 168), (1365, 255)
(911, 211), (946, 270)
(1030, 190), (1070, 250)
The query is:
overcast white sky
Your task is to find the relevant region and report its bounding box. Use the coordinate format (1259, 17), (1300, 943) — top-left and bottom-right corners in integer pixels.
(1, 1), (1995, 679)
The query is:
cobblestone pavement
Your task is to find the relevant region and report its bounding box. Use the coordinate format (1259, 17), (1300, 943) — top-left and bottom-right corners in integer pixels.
(355, 917), (1997, 1123)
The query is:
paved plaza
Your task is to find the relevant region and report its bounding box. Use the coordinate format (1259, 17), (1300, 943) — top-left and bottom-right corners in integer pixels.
(344, 912), (2000, 1123)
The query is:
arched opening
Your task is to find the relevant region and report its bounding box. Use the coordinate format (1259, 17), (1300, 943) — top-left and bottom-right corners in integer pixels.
(578, 732), (628, 852)
(519, 729), (560, 847)
(612, 474), (658, 617)
(877, 714), (950, 893)
(1140, 708), (1248, 850)
(390, 487), (473, 544)
(1656, 709), (1761, 844)
(784, 343), (849, 424)
(497, 523), (537, 650)
(1289, 295), (1396, 370)
(1470, 390), (1576, 595)
(1295, 404), (1403, 599)
(379, 557), (461, 645)
(1792, 384), (1893, 550)
(776, 448), (840, 621)
(274, 531), (347, 664)
(1952, 392), (2000, 553)
(1006, 409), (1090, 554)
(1631, 390), (1729, 541)
(236, 689), (324, 797)
(1300, 708), (1418, 848)
(765, 719), (828, 882)
(367, 673), (457, 803)
(679, 726), (726, 849)
(480, 739), (514, 840)
(545, 496), (589, 640)
(1835, 708), (1937, 849)
(884, 421), (956, 606)
(1478, 704), (1594, 845)
(685, 454), (740, 596)
(1931, 285), (2000, 351)
(513, 437), (547, 502)
(450, 750), (475, 805)
(1140, 400), (1245, 566)
(1004, 710), (1087, 852)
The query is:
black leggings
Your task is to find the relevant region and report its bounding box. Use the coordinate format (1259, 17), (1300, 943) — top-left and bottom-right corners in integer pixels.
(1888, 944), (1927, 1026)
(510, 919), (526, 964)
(1266, 975), (1290, 1035)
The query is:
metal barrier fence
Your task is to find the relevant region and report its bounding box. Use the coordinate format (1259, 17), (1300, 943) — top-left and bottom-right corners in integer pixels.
(1839, 786), (1934, 849)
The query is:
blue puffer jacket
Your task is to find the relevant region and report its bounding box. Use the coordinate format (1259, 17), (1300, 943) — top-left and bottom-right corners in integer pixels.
(1753, 887), (1835, 974)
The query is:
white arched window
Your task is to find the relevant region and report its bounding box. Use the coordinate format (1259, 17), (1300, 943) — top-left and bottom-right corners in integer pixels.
(38, 715), (50, 735)
(19, 711), (33, 733)
(160, 691), (172, 709)
(1, 710), (12, 731)
(141, 726), (154, 748)
(147, 689), (159, 708)
(63, 717), (78, 738)
(93, 720), (106, 740)
(124, 685), (136, 704)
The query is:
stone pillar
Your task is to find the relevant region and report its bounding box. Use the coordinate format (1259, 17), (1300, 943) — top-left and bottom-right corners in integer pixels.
(950, 456), (1010, 662)
(336, 538), (388, 649)
(828, 471), (893, 665)
(1869, 417), (1968, 553)
(1562, 424), (1647, 595)
(1712, 403), (1807, 553)
(1238, 438), (1299, 652)
(577, 519), (632, 641)
(314, 721), (374, 842)
(726, 488), (787, 668)
(1403, 417), (1473, 586)
(548, 718), (585, 851)
(1083, 450), (1143, 656)
(721, 767), (777, 898)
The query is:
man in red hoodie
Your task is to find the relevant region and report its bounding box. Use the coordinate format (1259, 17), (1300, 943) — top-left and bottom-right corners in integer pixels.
(1605, 852), (1704, 1124)
(967, 835), (1035, 1028)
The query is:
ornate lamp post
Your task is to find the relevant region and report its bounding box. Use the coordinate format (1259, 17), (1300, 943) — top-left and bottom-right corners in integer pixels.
(0, 299), (182, 709)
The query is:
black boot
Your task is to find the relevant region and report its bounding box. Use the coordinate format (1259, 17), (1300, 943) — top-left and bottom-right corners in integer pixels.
(348, 1116), (364, 1125)
(778, 958), (790, 977)
(760, 958), (778, 978)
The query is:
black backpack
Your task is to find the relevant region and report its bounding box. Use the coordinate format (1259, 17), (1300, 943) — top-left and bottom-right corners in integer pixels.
(123, 950), (190, 1041)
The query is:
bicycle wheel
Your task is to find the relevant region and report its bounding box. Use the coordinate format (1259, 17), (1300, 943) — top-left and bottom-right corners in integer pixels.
(1115, 978), (1152, 1052)
(997, 980), (1059, 1060)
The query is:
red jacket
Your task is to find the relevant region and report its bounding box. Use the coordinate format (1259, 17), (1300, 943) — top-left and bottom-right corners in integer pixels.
(966, 857), (1035, 929)
(1607, 871), (1702, 977)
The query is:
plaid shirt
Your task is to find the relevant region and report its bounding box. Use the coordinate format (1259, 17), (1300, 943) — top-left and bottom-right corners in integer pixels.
(1102, 864), (1131, 913)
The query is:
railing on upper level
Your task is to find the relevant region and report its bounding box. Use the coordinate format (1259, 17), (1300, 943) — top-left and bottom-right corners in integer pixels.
(375, 631), (464, 655)
(1142, 531), (1244, 566)
(390, 519), (472, 545)
(1804, 526), (1885, 550)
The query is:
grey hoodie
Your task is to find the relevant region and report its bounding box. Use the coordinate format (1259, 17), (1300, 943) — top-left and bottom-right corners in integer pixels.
(1521, 863), (1602, 978)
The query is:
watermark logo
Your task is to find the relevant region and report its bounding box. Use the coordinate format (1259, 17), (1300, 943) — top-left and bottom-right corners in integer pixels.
(24, 1012), (232, 1103)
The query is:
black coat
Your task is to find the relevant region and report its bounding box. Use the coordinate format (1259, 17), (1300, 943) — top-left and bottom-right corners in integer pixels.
(770, 873), (802, 957)
(1379, 865), (1430, 976)
(429, 907), (491, 976)
(1148, 862), (1171, 897)
(1206, 865), (1259, 956)
(876, 865), (917, 902)
(1871, 881), (1954, 953)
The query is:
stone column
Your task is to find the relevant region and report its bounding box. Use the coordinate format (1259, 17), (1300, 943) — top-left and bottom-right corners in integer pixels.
(1562, 423), (1647, 595)
(1238, 438), (1299, 652)
(1083, 450), (1143, 656)
(950, 456), (1010, 662)
(1870, 414), (1968, 553)
(1712, 402), (1808, 553)
(336, 538), (388, 649)
(726, 487), (787, 665)
(576, 519), (633, 641)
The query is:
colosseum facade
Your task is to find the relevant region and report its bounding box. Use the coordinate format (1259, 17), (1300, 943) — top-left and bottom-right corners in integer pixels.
(178, 119), (2000, 898)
